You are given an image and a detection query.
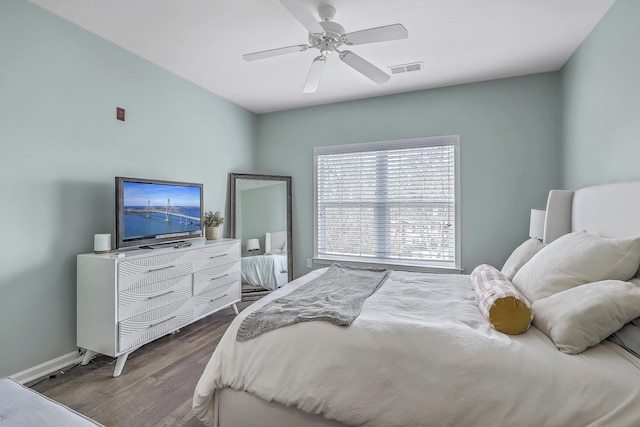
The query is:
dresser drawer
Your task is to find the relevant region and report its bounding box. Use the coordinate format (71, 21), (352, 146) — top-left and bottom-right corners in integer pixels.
(118, 274), (192, 322)
(194, 282), (240, 318)
(118, 250), (194, 277)
(117, 260), (193, 292)
(192, 241), (240, 271)
(118, 298), (193, 352)
(193, 261), (240, 295)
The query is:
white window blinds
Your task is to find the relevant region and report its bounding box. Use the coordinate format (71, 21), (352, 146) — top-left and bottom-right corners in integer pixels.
(314, 136), (459, 269)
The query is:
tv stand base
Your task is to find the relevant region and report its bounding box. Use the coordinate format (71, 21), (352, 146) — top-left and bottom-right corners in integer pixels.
(141, 240), (192, 250)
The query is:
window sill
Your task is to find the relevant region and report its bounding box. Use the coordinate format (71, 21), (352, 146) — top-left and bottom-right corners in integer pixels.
(313, 257), (463, 275)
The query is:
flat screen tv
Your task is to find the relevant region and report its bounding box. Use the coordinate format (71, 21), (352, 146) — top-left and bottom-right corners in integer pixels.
(115, 177), (203, 249)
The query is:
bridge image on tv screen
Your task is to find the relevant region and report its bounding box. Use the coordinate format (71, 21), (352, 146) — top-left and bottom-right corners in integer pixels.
(123, 181), (202, 240)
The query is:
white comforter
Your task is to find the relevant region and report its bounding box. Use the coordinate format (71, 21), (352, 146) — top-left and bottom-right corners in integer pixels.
(193, 268), (640, 426)
(241, 254), (288, 291)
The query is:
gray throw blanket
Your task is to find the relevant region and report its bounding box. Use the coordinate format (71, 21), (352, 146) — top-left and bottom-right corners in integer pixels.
(236, 263), (391, 342)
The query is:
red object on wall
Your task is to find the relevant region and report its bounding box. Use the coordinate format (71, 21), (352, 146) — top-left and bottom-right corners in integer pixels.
(116, 107), (125, 121)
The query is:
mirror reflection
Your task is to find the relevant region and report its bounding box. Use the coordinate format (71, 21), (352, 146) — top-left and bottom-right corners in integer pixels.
(230, 173), (292, 298)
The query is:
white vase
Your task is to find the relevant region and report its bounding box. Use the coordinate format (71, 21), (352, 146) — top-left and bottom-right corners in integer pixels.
(205, 226), (220, 240)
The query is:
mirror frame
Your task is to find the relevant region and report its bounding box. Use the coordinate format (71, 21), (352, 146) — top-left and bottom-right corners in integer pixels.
(229, 173), (293, 282)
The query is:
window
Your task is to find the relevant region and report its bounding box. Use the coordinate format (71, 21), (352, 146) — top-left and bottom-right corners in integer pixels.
(314, 136), (459, 271)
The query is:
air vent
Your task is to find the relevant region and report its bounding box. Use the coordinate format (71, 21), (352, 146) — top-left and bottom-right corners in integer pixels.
(389, 61), (423, 74)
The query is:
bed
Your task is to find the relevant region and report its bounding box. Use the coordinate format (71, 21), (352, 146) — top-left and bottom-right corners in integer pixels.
(241, 231), (289, 291)
(194, 180), (640, 427)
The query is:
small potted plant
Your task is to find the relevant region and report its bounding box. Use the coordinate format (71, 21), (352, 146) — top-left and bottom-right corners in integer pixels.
(204, 210), (224, 240)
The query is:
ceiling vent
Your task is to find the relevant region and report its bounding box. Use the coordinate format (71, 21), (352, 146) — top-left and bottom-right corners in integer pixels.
(389, 61), (423, 74)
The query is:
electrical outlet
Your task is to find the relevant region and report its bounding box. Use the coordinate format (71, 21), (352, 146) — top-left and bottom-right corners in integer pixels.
(306, 259), (313, 268)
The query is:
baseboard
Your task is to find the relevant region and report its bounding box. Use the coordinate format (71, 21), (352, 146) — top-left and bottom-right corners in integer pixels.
(11, 350), (84, 384)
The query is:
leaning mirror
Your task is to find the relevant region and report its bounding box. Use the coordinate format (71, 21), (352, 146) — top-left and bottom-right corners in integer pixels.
(229, 173), (292, 298)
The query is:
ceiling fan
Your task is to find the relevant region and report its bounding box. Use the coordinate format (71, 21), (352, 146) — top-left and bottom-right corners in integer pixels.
(243, 0), (408, 93)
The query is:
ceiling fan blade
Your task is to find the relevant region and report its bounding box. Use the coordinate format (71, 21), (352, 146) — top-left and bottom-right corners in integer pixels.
(342, 24), (408, 45)
(279, 0), (325, 34)
(303, 56), (327, 93)
(243, 44), (308, 61)
(339, 51), (390, 84)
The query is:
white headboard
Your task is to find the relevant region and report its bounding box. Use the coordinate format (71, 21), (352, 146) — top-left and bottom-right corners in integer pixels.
(265, 230), (287, 253)
(544, 180), (640, 243)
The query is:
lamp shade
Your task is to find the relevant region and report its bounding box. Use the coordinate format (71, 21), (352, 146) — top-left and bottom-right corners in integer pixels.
(529, 209), (546, 240)
(247, 238), (260, 252)
(93, 233), (111, 253)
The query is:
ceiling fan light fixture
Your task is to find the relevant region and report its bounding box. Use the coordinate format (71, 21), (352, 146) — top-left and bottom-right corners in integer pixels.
(319, 40), (334, 56)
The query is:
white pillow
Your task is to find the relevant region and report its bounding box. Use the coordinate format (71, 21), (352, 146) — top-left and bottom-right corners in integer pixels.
(512, 231), (640, 302)
(532, 280), (640, 354)
(501, 238), (546, 281)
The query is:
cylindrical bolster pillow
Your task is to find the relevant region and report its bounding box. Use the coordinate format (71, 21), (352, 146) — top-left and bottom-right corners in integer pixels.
(471, 264), (533, 335)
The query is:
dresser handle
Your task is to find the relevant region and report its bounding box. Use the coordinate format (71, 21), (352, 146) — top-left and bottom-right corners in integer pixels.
(209, 294), (228, 303)
(148, 316), (177, 329)
(208, 253), (228, 259)
(210, 273), (229, 282)
(147, 290), (173, 300)
(147, 265), (176, 273)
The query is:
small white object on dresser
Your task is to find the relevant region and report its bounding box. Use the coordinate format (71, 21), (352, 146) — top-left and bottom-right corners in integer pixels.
(77, 238), (241, 377)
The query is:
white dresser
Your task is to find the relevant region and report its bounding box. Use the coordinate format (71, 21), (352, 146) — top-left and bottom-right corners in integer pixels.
(77, 238), (240, 377)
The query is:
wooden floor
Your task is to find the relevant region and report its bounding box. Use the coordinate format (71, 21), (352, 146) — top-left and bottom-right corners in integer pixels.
(28, 301), (253, 427)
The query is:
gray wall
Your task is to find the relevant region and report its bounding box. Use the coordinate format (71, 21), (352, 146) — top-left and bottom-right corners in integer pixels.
(256, 73), (562, 277)
(562, 0), (640, 189)
(0, 0), (255, 376)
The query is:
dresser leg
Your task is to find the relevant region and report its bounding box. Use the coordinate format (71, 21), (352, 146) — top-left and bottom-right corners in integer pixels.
(113, 353), (129, 377)
(231, 303), (239, 315)
(80, 350), (96, 366)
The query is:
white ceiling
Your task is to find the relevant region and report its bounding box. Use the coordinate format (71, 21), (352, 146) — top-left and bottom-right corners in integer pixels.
(28, 0), (615, 114)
